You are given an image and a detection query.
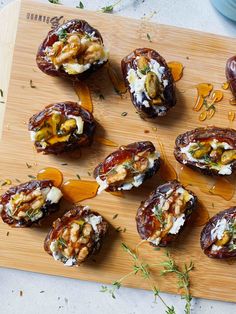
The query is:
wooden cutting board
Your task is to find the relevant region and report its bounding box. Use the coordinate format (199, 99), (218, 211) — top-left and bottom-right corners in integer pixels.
(0, 0), (236, 303)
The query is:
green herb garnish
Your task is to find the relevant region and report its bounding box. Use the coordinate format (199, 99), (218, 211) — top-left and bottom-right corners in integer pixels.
(0, 89), (3, 97)
(121, 112), (128, 116)
(101, 0), (122, 13)
(112, 213), (118, 219)
(146, 33), (152, 42)
(58, 28), (68, 41)
(26, 162), (32, 169)
(57, 237), (67, 248)
(153, 205), (166, 226)
(48, 0), (60, 4)
(28, 175), (36, 179)
(76, 1), (84, 8)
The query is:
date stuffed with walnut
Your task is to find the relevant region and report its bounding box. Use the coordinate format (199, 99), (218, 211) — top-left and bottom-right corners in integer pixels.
(226, 55), (236, 98)
(29, 101), (95, 154)
(44, 206), (108, 266)
(94, 141), (160, 193)
(174, 126), (236, 175)
(136, 180), (197, 247)
(36, 19), (108, 80)
(121, 48), (176, 118)
(0, 180), (62, 227)
(200, 207), (236, 258)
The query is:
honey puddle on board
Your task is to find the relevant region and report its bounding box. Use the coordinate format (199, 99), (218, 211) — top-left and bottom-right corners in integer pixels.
(37, 167), (63, 187)
(157, 140), (177, 181)
(61, 179), (99, 203)
(193, 83), (213, 112)
(74, 81), (93, 113)
(167, 61), (184, 82)
(191, 201), (210, 227)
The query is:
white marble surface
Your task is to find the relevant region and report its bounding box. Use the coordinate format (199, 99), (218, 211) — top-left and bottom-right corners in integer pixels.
(0, 0), (236, 313)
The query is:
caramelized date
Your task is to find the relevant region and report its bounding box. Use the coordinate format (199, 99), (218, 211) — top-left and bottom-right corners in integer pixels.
(200, 207), (236, 259)
(94, 141), (160, 193)
(121, 48), (176, 118)
(28, 101), (96, 154)
(136, 180), (197, 247)
(226, 56), (236, 98)
(44, 205), (108, 266)
(174, 126), (236, 176)
(0, 180), (62, 227)
(36, 19), (108, 80)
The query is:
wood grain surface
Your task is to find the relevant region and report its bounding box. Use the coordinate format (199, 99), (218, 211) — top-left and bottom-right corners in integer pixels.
(0, 0), (236, 302)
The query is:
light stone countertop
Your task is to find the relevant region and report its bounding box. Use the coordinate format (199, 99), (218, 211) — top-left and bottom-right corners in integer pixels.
(0, 0), (235, 313)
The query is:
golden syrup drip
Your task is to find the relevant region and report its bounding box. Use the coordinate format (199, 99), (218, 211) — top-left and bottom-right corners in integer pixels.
(37, 167), (63, 187)
(107, 64), (127, 95)
(207, 107), (216, 119)
(222, 82), (229, 90)
(208, 90), (223, 104)
(229, 98), (236, 106)
(199, 111), (207, 121)
(193, 83), (213, 112)
(178, 166), (213, 194)
(74, 81), (93, 113)
(107, 191), (124, 197)
(192, 201), (210, 227)
(228, 111), (235, 121)
(167, 61), (184, 82)
(209, 178), (235, 201)
(95, 136), (118, 147)
(157, 139), (177, 181)
(61, 179), (99, 203)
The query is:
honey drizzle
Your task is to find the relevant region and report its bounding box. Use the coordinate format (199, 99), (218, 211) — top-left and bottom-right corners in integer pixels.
(108, 191), (124, 197)
(193, 83), (213, 112)
(74, 81), (93, 113)
(167, 61), (184, 82)
(37, 167), (63, 187)
(157, 139), (177, 181)
(199, 111), (207, 121)
(191, 201), (210, 227)
(209, 178), (235, 201)
(95, 136), (119, 147)
(208, 90), (223, 105)
(228, 111), (235, 122)
(107, 64), (127, 95)
(61, 179), (99, 203)
(222, 82), (229, 90)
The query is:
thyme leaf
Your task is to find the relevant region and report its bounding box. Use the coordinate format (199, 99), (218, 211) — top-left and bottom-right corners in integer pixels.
(76, 1), (84, 9)
(147, 33), (152, 42)
(0, 89), (3, 97)
(112, 213), (118, 219)
(30, 80), (36, 88)
(28, 175), (36, 179)
(101, 0), (122, 13)
(57, 237), (67, 248)
(76, 174), (81, 180)
(153, 205), (166, 227)
(58, 28), (68, 41)
(48, 0), (60, 4)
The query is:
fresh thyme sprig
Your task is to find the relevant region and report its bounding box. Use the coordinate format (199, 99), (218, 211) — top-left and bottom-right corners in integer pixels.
(100, 243), (194, 313)
(160, 251), (194, 314)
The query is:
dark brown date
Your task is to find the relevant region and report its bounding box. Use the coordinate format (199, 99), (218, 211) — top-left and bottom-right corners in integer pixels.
(94, 141), (160, 193)
(36, 19), (108, 80)
(200, 207), (236, 259)
(226, 56), (236, 98)
(0, 180), (62, 227)
(121, 48), (176, 119)
(136, 180), (197, 247)
(28, 101), (96, 154)
(44, 205), (108, 266)
(174, 126), (236, 176)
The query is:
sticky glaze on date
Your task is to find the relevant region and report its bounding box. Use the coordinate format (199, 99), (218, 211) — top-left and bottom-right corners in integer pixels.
(200, 207), (236, 258)
(136, 180), (197, 247)
(29, 101), (96, 154)
(44, 206), (108, 266)
(226, 56), (236, 98)
(121, 48), (176, 118)
(174, 126), (236, 176)
(94, 141), (160, 193)
(36, 19), (108, 80)
(0, 180), (62, 227)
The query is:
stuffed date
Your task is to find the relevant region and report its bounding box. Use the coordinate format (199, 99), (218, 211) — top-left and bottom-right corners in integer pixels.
(36, 19), (108, 80)
(94, 141), (160, 193)
(29, 101), (95, 154)
(200, 207), (236, 258)
(121, 48), (176, 118)
(0, 180), (63, 227)
(226, 55), (236, 98)
(136, 180), (197, 247)
(44, 206), (108, 266)
(174, 126), (236, 176)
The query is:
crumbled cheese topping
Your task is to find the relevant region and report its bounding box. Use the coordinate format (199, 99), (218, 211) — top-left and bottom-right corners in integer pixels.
(169, 214), (185, 234)
(211, 218), (228, 241)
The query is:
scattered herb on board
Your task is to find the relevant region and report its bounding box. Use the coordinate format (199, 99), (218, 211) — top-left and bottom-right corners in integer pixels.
(76, 1), (84, 8)
(40, 291), (45, 294)
(101, 0), (122, 13)
(87, 171), (91, 176)
(121, 112), (127, 116)
(20, 290), (23, 297)
(115, 226), (122, 232)
(0, 89), (3, 97)
(30, 80), (36, 88)
(26, 162), (32, 169)
(48, 0), (60, 4)
(146, 33), (152, 42)
(28, 174), (36, 179)
(99, 94), (105, 100)
(6, 231), (9, 236)
(112, 213), (118, 219)
(61, 163), (68, 166)
(76, 174), (81, 180)
(100, 243), (194, 313)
